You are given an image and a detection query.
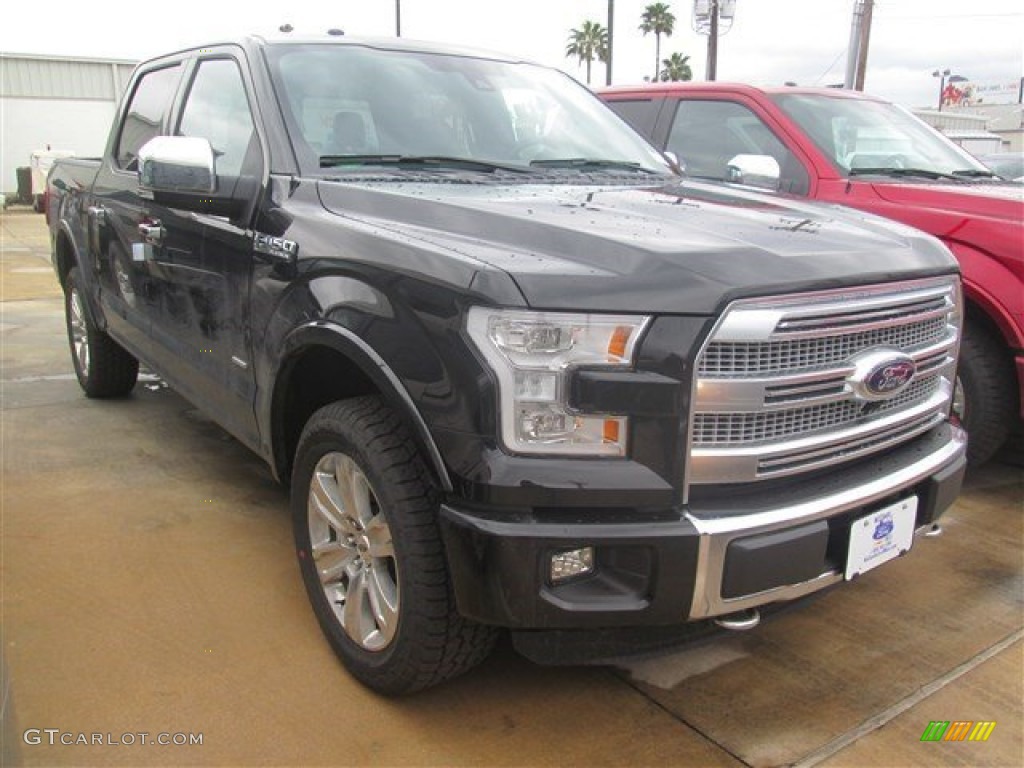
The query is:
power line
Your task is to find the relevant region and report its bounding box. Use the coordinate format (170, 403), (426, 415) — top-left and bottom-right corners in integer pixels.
(878, 12), (1023, 20)
(814, 49), (847, 86)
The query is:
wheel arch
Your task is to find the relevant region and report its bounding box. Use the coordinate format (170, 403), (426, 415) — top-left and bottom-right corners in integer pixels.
(54, 223), (80, 290)
(949, 240), (1024, 351)
(270, 323), (453, 493)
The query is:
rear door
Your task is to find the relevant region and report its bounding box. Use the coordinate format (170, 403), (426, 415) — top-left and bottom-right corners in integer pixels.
(91, 62), (184, 355)
(602, 94), (666, 141)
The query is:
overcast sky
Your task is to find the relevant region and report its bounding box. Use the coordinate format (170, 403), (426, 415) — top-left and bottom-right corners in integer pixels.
(2, 0), (1021, 107)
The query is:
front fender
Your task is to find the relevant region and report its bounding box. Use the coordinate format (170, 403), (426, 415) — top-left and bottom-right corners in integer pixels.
(948, 239), (1024, 350)
(270, 321), (453, 492)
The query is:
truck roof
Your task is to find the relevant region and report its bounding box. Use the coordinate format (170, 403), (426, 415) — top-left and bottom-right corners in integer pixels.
(140, 34), (536, 68)
(599, 82), (888, 102)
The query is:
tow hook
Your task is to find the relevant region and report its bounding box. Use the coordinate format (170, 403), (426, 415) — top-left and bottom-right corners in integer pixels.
(714, 608), (761, 631)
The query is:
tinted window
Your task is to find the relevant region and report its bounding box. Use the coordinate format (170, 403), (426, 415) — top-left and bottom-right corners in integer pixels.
(116, 65), (181, 170)
(178, 59), (258, 177)
(667, 99), (808, 194)
(773, 93), (992, 178)
(605, 99), (659, 136)
(263, 45), (671, 176)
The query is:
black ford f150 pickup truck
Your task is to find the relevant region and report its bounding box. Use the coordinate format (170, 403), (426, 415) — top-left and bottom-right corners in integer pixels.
(48, 35), (967, 694)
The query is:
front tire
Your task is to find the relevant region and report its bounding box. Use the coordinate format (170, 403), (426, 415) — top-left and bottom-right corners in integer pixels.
(955, 322), (1016, 466)
(64, 267), (138, 397)
(291, 397), (496, 694)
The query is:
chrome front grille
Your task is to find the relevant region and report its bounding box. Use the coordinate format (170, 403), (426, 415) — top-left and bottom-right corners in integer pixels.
(693, 376), (939, 446)
(689, 277), (961, 484)
(700, 316), (947, 377)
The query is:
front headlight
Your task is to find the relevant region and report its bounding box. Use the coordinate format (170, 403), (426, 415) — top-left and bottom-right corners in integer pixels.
(466, 307), (651, 456)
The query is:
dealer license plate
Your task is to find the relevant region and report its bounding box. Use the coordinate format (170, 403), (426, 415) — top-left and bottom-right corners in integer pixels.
(845, 496), (918, 580)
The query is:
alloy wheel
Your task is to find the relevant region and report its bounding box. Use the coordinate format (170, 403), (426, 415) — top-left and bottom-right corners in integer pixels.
(307, 451), (399, 651)
(69, 287), (90, 375)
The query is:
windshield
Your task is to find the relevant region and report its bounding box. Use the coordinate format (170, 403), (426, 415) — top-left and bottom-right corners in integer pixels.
(772, 93), (992, 178)
(264, 43), (671, 177)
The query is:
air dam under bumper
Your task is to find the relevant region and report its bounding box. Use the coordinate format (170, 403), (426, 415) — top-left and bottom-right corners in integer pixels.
(439, 423), (966, 629)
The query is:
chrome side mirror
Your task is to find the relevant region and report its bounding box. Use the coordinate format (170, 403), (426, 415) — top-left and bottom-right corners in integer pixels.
(726, 154), (781, 191)
(138, 136), (216, 195)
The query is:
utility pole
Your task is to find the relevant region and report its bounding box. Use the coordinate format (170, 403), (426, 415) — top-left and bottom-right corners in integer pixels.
(844, 0), (874, 91)
(854, 0), (873, 91)
(695, 1), (735, 82)
(706, 0), (719, 81)
(606, 0), (615, 86)
(396, 0), (402, 37)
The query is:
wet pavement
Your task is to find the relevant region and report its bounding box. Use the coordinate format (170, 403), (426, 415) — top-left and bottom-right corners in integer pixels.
(2, 208), (1022, 767)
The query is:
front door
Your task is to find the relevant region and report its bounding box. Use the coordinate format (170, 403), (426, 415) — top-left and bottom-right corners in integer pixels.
(148, 53), (263, 446)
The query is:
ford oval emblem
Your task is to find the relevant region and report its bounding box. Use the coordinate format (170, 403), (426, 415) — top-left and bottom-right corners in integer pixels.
(848, 349), (918, 402)
(865, 359), (916, 397)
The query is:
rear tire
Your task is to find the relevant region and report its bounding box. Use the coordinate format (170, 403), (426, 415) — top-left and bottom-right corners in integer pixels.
(291, 396), (497, 695)
(64, 267), (138, 397)
(956, 322), (1016, 467)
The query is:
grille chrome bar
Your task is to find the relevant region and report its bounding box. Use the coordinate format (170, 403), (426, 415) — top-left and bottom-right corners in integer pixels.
(700, 316), (951, 377)
(693, 374), (942, 444)
(688, 277), (961, 485)
(691, 383), (950, 483)
(756, 412), (945, 477)
(696, 333), (955, 414)
(773, 294), (950, 336)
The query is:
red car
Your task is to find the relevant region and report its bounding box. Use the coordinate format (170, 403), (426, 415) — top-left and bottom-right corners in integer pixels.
(601, 83), (1023, 465)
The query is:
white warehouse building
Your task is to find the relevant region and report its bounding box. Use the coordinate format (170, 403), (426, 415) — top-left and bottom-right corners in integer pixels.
(1, 53), (137, 199)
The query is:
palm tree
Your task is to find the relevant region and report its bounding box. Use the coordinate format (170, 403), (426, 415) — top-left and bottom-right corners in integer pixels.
(660, 52), (692, 82)
(639, 3), (676, 83)
(565, 21), (609, 86)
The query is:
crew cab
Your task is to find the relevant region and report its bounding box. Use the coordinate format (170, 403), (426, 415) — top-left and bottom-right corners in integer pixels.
(48, 37), (966, 694)
(601, 83), (1023, 465)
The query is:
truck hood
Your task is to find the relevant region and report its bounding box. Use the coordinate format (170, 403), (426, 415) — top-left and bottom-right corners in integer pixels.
(318, 178), (955, 314)
(870, 180), (1024, 222)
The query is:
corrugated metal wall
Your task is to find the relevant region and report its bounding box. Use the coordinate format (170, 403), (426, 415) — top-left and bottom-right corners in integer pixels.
(1, 55), (136, 101)
(1, 54), (138, 195)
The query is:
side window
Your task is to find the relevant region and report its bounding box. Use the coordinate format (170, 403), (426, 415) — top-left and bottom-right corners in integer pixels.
(605, 99), (658, 138)
(116, 65), (181, 170)
(177, 59), (258, 178)
(667, 100), (809, 195)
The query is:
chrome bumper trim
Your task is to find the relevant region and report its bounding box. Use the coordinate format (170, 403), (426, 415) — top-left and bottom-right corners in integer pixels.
(686, 424), (966, 619)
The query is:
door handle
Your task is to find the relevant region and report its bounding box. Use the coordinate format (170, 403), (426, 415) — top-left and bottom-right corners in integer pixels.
(138, 221), (164, 244)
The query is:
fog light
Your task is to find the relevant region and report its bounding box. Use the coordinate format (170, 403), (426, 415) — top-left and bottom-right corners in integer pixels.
(550, 546), (595, 583)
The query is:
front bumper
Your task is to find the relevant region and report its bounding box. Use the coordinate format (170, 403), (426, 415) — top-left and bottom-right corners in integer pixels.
(439, 423), (966, 629)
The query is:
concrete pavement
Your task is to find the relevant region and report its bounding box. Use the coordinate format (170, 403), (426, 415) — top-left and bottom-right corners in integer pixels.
(2, 208), (1021, 767)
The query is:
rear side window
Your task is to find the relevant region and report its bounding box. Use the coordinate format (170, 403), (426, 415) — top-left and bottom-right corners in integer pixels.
(667, 99), (809, 195)
(605, 99), (659, 137)
(116, 65), (181, 170)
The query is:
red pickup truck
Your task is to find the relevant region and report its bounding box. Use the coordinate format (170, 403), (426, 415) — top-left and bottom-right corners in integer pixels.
(601, 83), (1023, 465)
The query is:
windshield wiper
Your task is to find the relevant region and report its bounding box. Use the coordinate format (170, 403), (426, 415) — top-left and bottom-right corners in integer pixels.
(319, 154), (530, 173)
(847, 167), (964, 181)
(528, 158), (661, 173)
(950, 169), (998, 178)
